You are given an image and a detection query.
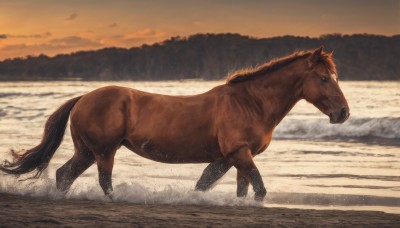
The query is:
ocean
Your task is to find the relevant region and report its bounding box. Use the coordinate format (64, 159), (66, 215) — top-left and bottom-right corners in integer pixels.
(0, 81), (399, 213)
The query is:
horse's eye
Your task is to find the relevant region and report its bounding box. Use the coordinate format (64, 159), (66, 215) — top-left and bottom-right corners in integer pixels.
(321, 76), (329, 82)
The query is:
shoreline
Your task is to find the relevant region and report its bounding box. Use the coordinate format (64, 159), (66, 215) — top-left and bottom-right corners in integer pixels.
(1, 193), (399, 227)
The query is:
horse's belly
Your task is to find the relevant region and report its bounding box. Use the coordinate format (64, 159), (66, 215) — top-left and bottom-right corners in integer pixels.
(123, 138), (222, 164)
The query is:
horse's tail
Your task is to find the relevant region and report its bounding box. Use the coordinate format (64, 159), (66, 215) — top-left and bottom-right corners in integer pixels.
(0, 96), (82, 178)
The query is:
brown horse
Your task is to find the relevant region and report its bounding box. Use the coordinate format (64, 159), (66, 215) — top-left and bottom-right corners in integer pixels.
(0, 47), (349, 201)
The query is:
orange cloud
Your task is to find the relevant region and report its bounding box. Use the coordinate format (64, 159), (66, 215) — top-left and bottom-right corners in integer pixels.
(192, 21), (206, 27)
(100, 28), (168, 47)
(108, 23), (118, 28)
(65, 13), (78, 21)
(0, 36), (102, 60)
(123, 29), (166, 40)
(0, 28), (170, 60)
(3, 32), (52, 39)
(49, 36), (100, 48)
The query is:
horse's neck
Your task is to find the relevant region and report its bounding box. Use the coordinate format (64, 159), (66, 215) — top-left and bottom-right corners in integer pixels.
(243, 70), (305, 126)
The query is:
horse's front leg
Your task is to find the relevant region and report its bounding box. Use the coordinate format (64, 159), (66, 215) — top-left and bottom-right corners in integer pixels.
(195, 159), (232, 191)
(229, 147), (266, 201)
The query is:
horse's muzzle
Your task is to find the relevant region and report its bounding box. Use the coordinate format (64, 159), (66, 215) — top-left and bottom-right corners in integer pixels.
(329, 107), (350, 124)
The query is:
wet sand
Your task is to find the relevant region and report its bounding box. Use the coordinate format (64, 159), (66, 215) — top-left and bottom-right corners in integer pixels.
(0, 193), (399, 227)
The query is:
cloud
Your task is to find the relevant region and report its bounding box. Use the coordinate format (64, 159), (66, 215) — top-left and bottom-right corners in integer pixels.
(8, 32), (52, 39)
(192, 21), (206, 27)
(108, 23), (118, 28)
(123, 28), (166, 42)
(65, 13), (78, 21)
(6, 32), (52, 39)
(100, 28), (168, 47)
(0, 29), (168, 60)
(0, 36), (102, 60)
(49, 36), (100, 48)
(29, 32), (52, 39)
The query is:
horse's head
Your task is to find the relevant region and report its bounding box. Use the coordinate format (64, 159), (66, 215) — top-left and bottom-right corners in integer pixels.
(302, 47), (350, 124)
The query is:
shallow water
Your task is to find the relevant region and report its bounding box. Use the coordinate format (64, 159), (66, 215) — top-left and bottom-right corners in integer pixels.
(0, 81), (399, 213)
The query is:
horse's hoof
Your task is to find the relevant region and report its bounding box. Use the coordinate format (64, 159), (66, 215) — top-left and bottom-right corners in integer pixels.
(254, 188), (267, 201)
(194, 183), (208, 192)
(105, 191), (114, 201)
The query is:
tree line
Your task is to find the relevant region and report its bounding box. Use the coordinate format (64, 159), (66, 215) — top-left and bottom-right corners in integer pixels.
(0, 33), (399, 81)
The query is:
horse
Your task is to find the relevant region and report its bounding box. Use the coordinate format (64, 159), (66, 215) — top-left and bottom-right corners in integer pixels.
(0, 47), (349, 201)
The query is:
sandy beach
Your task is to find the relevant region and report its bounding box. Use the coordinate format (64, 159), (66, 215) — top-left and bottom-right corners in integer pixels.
(1, 193), (399, 227)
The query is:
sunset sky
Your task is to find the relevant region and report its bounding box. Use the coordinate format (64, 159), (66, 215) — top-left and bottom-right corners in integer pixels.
(0, 0), (399, 60)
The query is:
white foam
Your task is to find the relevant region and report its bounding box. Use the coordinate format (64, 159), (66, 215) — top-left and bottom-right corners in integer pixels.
(0, 174), (260, 207)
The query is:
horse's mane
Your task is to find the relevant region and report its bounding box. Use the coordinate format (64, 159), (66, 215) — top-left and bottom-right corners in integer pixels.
(226, 50), (336, 84)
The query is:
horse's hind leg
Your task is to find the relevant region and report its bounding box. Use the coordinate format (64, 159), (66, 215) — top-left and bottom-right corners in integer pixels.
(56, 135), (95, 193)
(95, 149), (117, 196)
(237, 171), (250, 197)
(195, 159), (232, 191)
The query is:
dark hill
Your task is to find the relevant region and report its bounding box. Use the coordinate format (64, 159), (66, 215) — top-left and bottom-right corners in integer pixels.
(0, 33), (399, 81)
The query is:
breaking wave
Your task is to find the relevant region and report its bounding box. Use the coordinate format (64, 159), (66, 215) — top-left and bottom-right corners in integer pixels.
(275, 117), (400, 140)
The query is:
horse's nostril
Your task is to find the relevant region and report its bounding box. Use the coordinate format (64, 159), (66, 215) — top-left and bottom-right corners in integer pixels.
(340, 107), (348, 118)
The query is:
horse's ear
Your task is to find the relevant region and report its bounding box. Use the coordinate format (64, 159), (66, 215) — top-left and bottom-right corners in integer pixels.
(308, 46), (324, 67)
